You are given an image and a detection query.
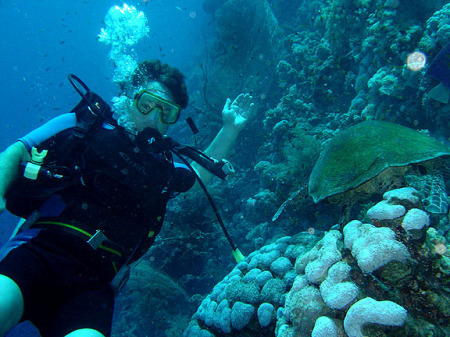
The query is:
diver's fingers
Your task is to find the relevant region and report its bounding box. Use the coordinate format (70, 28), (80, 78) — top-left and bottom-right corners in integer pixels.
(233, 93), (245, 107)
(242, 94), (254, 112)
(223, 98), (232, 111)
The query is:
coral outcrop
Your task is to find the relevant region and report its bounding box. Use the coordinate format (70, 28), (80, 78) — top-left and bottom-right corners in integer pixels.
(183, 187), (450, 336)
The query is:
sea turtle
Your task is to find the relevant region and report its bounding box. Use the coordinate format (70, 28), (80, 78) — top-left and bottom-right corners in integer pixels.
(308, 120), (450, 214)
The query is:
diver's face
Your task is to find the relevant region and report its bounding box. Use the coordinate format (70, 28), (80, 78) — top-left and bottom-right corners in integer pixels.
(131, 81), (178, 135)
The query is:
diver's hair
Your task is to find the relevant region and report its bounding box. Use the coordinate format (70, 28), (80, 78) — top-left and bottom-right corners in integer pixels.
(121, 60), (189, 109)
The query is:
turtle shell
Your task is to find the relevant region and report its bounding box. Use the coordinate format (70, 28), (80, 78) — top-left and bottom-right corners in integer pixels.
(308, 120), (450, 203)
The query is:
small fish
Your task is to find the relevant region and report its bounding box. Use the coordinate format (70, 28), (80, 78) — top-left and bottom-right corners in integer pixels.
(427, 42), (450, 103)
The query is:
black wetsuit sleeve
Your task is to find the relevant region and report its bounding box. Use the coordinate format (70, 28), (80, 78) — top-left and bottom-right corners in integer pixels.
(173, 162), (196, 192)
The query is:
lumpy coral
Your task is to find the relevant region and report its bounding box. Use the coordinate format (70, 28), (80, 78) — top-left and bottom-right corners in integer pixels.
(183, 187), (450, 336)
(343, 297), (407, 337)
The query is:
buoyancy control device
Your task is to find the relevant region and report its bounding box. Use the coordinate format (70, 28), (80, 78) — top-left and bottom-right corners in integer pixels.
(7, 74), (245, 263)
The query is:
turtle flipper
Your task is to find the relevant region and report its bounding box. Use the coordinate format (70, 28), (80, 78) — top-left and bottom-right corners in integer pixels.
(422, 174), (448, 214)
(407, 173), (448, 214)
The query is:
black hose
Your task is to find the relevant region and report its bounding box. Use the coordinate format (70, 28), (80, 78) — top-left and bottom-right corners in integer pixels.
(172, 148), (237, 251)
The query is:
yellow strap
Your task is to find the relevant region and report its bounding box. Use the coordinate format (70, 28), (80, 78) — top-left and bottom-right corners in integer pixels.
(36, 221), (93, 237)
(98, 245), (122, 257)
(35, 221), (122, 257)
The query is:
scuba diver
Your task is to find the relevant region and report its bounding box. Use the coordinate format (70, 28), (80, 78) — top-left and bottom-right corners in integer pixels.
(0, 60), (255, 337)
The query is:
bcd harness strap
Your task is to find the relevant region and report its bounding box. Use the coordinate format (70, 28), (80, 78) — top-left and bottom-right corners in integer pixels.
(58, 74), (119, 163)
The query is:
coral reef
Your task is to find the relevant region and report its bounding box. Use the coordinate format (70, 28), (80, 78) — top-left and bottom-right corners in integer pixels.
(112, 1), (450, 336)
(113, 260), (193, 336)
(187, 0), (450, 236)
(183, 187), (450, 336)
(203, 0), (284, 112)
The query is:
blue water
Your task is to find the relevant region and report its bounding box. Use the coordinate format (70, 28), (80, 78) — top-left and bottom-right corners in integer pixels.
(0, 0), (209, 148)
(0, 1), (210, 335)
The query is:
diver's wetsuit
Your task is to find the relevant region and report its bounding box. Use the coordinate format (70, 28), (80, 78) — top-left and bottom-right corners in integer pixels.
(0, 113), (195, 336)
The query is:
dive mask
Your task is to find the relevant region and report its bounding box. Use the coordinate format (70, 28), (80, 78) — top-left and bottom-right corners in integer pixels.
(134, 90), (181, 124)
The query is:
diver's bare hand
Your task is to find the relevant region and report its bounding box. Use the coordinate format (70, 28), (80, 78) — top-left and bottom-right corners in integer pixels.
(222, 93), (255, 133)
